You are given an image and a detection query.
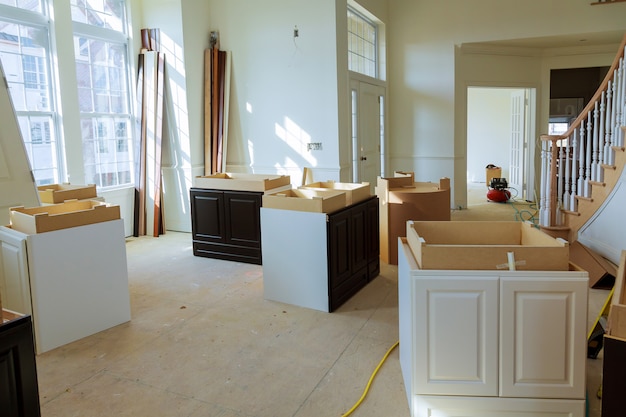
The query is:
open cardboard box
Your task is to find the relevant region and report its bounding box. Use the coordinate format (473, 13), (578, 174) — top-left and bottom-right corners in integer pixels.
(262, 188), (346, 213)
(376, 173), (451, 265)
(193, 173), (291, 192)
(9, 200), (121, 234)
(37, 183), (97, 204)
(406, 220), (570, 270)
(300, 181), (370, 206)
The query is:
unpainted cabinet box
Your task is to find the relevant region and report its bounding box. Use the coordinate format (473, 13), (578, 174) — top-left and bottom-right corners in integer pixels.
(194, 173), (291, 192)
(37, 183), (97, 203)
(300, 181), (371, 206)
(406, 220), (570, 271)
(9, 200), (120, 234)
(262, 188), (346, 213)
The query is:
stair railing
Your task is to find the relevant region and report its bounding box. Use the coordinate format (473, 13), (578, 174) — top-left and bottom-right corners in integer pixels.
(540, 34), (626, 230)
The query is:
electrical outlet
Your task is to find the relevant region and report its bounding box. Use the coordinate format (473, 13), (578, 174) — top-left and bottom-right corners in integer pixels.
(307, 142), (322, 151)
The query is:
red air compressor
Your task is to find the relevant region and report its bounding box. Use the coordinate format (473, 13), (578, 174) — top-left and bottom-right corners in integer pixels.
(487, 177), (511, 203)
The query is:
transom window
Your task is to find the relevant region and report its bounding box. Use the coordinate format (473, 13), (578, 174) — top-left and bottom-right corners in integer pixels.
(347, 7), (377, 78)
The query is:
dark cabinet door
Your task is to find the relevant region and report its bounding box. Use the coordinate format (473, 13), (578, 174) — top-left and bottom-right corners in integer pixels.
(0, 315), (40, 417)
(190, 188), (263, 264)
(190, 189), (225, 243)
(223, 191), (262, 248)
(327, 197), (379, 311)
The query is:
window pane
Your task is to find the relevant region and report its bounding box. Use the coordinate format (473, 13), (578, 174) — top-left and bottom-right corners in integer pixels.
(0, 14), (60, 185)
(347, 8), (377, 78)
(0, 0), (42, 12)
(71, 0), (125, 32)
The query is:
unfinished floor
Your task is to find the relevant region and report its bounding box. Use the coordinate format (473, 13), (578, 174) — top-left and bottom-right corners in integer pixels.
(35, 191), (607, 416)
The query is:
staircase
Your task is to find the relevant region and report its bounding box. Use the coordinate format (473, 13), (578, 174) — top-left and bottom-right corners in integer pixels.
(539, 34), (626, 244)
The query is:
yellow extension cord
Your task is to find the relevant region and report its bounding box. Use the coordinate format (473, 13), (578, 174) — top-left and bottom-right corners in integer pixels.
(341, 340), (400, 417)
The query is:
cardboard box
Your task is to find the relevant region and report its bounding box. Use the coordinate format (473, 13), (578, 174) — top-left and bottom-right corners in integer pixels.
(37, 183), (97, 204)
(486, 166), (502, 187)
(9, 200), (121, 234)
(193, 173), (291, 192)
(262, 188), (346, 213)
(376, 174), (451, 264)
(406, 220), (570, 270)
(300, 181), (370, 206)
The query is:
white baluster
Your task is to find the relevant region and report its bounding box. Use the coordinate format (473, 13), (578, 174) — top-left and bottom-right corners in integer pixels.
(584, 113), (592, 197)
(577, 122), (586, 205)
(563, 132), (572, 212)
(557, 143), (564, 225)
(570, 129), (579, 212)
(597, 91), (606, 182)
(613, 58), (624, 150)
(540, 140), (550, 226)
(591, 102), (600, 182)
(605, 79), (614, 166)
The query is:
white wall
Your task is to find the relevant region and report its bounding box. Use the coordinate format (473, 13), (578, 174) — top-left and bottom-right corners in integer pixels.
(207, 0), (342, 185)
(467, 88), (514, 183)
(389, 0), (626, 208)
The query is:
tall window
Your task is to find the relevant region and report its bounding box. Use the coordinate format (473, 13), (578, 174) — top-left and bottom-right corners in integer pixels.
(73, 0), (133, 188)
(0, 2), (60, 185)
(0, 1), (134, 188)
(347, 7), (378, 78)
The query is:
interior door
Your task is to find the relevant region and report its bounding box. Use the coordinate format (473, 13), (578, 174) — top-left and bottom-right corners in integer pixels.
(509, 90), (526, 197)
(350, 80), (385, 192)
(0, 61), (40, 226)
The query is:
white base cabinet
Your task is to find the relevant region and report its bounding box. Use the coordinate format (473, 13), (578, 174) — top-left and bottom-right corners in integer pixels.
(0, 219), (131, 353)
(398, 239), (588, 417)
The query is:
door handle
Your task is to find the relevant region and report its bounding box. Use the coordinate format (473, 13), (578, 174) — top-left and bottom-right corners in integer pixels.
(360, 156), (367, 161)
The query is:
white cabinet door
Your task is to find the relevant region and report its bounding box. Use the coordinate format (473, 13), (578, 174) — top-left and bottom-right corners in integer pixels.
(414, 275), (499, 396)
(0, 227), (31, 314)
(499, 276), (588, 399)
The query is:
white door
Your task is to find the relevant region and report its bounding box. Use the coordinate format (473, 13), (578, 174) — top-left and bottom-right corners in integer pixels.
(500, 276), (588, 399)
(509, 90), (526, 197)
(414, 275), (499, 396)
(350, 80), (385, 192)
(0, 62), (40, 226)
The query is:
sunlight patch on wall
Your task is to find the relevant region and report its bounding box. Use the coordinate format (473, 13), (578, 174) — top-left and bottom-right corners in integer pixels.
(275, 116), (317, 166)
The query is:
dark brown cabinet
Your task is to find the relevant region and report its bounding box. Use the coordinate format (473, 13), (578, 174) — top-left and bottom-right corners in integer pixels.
(190, 188), (263, 264)
(327, 196), (379, 311)
(0, 314), (41, 417)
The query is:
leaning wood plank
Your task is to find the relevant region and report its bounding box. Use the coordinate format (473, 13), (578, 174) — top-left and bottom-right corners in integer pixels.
(211, 47), (220, 174)
(153, 52), (166, 236)
(221, 51), (231, 173)
(215, 49), (226, 173)
(204, 48), (212, 176)
(134, 52), (147, 236)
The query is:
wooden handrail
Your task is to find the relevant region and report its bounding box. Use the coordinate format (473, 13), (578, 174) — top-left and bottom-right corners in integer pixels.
(559, 34), (626, 140)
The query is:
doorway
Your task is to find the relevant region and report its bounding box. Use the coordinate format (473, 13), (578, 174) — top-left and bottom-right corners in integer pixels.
(466, 86), (536, 202)
(350, 79), (386, 192)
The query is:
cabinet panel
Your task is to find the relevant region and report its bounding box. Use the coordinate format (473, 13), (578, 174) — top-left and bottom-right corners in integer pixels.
(223, 192), (261, 247)
(366, 197), (380, 279)
(414, 395), (584, 417)
(0, 229), (31, 314)
(500, 277), (587, 399)
(328, 209), (351, 287)
(414, 276), (499, 396)
(0, 315), (41, 417)
(190, 190), (224, 242)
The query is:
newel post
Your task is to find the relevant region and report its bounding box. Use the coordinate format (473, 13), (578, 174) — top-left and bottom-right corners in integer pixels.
(540, 135), (562, 227)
